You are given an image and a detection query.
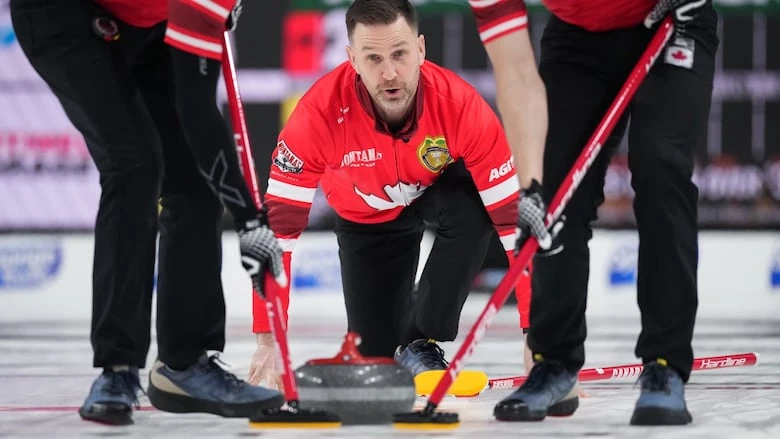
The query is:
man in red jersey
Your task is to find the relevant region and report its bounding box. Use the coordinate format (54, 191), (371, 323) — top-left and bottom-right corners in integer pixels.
(487, 0), (718, 426)
(9, 0), (285, 425)
(247, 0), (561, 388)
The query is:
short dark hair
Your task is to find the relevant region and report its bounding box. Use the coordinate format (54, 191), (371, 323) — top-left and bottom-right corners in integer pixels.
(345, 0), (418, 40)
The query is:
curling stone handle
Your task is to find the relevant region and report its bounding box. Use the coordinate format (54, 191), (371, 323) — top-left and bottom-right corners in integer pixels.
(304, 331), (397, 365)
(337, 332), (363, 362)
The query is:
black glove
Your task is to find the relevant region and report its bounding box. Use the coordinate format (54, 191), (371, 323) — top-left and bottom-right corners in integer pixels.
(644, 0), (707, 33)
(516, 179), (565, 257)
(237, 208), (287, 298)
(225, 0), (243, 31)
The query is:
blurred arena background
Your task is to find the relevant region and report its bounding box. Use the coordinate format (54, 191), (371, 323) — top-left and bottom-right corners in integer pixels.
(0, 0), (778, 322)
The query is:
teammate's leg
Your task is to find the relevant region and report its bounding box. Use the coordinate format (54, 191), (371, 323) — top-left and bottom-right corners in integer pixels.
(495, 16), (634, 421)
(627, 6), (718, 425)
(528, 16), (633, 375)
(335, 213), (424, 357)
(167, 47), (259, 225)
(136, 30), (283, 417)
(130, 28), (227, 371)
(11, 0), (161, 424)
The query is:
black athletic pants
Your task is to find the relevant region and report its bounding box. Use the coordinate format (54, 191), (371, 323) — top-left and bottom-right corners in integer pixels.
(528, 7), (719, 382)
(335, 161), (496, 357)
(10, 0), (233, 370)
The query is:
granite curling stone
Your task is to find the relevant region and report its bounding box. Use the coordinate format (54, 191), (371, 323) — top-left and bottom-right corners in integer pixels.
(294, 332), (416, 425)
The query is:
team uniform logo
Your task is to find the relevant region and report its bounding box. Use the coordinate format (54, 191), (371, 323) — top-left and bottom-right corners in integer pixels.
(664, 35), (695, 69)
(341, 147), (383, 168)
(417, 136), (452, 173)
(273, 140), (304, 174)
(354, 181), (429, 211)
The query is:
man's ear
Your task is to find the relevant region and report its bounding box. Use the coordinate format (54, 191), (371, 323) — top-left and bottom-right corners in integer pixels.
(417, 34), (426, 65)
(346, 44), (358, 72)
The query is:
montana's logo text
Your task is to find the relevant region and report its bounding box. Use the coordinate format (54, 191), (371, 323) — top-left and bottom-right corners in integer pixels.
(341, 148), (383, 168)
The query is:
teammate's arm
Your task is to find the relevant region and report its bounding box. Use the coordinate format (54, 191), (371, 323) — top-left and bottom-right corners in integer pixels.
(470, 0), (546, 189)
(253, 101), (329, 334)
(248, 101), (329, 388)
(471, 1), (559, 255)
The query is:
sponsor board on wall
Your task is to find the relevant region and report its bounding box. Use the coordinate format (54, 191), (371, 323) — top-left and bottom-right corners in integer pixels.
(608, 241), (638, 288)
(289, 237), (343, 291)
(1, 232), (778, 323)
(0, 238), (62, 290)
(0, 235), (90, 321)
(771, 247), (780, 290)
(587, 230), (780, 319)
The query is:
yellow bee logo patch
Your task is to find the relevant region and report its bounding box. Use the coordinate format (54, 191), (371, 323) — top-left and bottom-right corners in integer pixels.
(417, 136), (452, 173)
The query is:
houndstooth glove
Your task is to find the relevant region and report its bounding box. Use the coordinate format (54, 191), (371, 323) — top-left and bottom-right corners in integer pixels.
(516, 180), (565, 257)
(225, 0), (243, 31)
(237, 210), (287, 298)
(644, 0), (707, 32)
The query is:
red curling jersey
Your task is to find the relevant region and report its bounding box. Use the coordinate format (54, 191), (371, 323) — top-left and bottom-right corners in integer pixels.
(253, 61), (520, 332)
(469, 0), (657, 35)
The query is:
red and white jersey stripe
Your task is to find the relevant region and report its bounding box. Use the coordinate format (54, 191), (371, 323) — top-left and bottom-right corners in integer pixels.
(469, 0), (529, 44)
(183, 0), (233, 22)
(164, 0), (236, 60)
(164, 23), (223, 59)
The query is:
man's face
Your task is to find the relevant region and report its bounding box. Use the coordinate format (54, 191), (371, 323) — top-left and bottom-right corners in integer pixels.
(347, 16), (425, 126)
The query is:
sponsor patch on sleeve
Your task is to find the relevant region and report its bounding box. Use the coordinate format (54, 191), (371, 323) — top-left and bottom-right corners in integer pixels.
(273, 140), (304, 174)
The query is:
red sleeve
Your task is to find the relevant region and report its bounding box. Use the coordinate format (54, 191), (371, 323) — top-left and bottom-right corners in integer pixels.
(469, 0), (529, 44)
(515, 261), (531, 329)
(253, 102), (329, 333)
(165, 0), (235, 60)
(181, 0), (235, 22)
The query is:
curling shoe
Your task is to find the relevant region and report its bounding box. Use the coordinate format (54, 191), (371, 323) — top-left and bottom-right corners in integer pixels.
(394, 339), (448, 376)
(630, 358), (692, 426)
(78, 366), (142, 425)
(148, 352), (284, 417)
(494, 357), (579, 421)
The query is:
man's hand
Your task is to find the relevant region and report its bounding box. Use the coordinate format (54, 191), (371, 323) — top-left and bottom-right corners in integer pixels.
(248, 333), (283, 391)
(237, 211), (287, 298)
(644, 0), (707, 32)
(516, 179), (564, 256)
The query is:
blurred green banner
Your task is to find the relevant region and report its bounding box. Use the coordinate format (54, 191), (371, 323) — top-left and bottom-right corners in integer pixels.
(292, 0), (780, 15)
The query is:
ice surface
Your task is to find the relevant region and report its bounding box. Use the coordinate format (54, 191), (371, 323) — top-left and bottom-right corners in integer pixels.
(1, 294), (778, 438)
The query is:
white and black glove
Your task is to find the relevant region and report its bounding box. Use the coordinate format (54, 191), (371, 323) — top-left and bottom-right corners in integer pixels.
(225, 0), (243, 31)
(644, 0), (707, 32)
(237, 209), (287, 298)
(516, 179), (564, 257)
